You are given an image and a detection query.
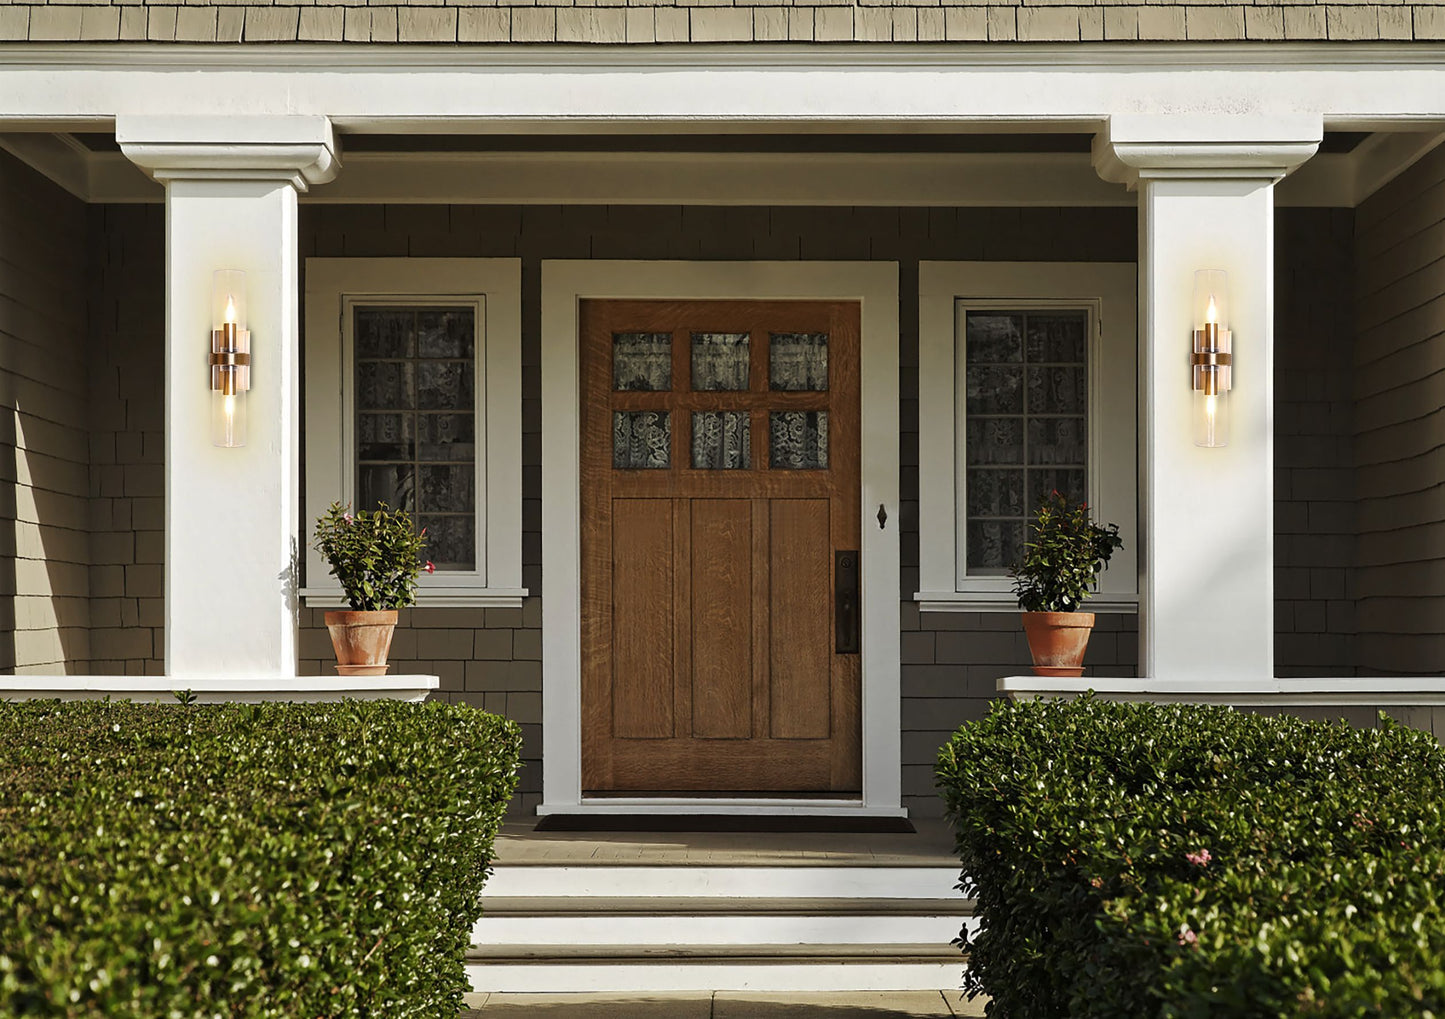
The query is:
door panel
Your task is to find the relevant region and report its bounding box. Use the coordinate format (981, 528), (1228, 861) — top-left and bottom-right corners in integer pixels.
(580, 299), (861, 795)
(611, 498), (674, 739)
(690, 499), (754, 740)
(768, 499), (832, 740)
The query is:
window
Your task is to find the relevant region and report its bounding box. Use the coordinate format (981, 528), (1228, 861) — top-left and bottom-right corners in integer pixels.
(303, 259), (525, 608)
(916, 263), (1137, 611)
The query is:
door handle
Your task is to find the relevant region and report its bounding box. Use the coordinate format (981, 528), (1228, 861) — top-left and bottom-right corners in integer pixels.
(835, 551), (860, 655)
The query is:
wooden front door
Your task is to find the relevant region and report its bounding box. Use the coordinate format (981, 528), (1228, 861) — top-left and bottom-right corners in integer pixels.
(580, 299), (862, 795)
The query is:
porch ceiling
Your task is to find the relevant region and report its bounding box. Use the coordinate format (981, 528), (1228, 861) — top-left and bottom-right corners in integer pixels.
(0, 126), (1432, 208)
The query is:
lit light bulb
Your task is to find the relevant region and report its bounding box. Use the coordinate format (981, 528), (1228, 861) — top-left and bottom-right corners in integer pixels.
(224, 296), (237, 325)
(1205, 295), (1218, 325)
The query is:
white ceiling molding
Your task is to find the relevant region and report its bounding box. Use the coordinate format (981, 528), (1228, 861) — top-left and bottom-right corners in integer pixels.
(0, 135), (1415, 210)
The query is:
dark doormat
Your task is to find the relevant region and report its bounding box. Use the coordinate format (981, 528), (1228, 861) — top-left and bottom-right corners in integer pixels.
(533, 814), (916, 833)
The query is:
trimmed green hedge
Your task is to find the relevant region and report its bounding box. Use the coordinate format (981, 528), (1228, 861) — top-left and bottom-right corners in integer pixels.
(937, 696), (1445, 1019)
(0, 699), (522, 1018)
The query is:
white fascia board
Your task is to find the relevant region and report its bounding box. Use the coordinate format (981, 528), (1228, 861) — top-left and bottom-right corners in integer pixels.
(6, 45), (1445, 128)
(999, 676), (1445, 705)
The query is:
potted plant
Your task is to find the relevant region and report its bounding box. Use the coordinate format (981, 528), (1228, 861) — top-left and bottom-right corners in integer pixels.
(1010, 491), (1124, 677)
(312, 501), (433, 676)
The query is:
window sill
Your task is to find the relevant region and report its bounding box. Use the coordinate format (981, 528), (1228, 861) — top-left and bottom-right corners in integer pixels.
(913, 591), (1139, 614)
(300, 587), (529, 610)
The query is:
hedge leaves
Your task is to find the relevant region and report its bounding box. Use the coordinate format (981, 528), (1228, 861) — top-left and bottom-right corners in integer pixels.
(937, 696), (1445, 1018)
(0, 699), (521, 1018)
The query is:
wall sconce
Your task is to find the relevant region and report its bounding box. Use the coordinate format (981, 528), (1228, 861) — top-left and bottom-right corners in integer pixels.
(210, 270), (250, 448)
(1191, 269), (1232, 448)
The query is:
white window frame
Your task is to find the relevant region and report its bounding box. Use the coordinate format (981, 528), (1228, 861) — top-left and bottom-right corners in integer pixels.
(301, 258), (526, 608)
(916, 262), (1138, 613)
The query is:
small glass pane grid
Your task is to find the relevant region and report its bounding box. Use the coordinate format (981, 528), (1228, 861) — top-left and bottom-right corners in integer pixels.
(609, 326), (832, 471)
(354, 306), (476, 570)
(964, 309), (1087, 574)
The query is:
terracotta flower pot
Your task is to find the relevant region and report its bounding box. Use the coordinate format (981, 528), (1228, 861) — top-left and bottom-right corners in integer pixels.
(324, 609), (399, 677)
(1020, 611), (1096, 677)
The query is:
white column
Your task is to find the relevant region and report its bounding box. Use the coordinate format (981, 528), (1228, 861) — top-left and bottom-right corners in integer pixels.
(1094, 116), (1320, 683)
(118, 116), (339, 678)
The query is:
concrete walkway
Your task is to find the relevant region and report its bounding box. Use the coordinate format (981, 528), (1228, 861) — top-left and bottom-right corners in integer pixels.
(460, 991), (986, 1017)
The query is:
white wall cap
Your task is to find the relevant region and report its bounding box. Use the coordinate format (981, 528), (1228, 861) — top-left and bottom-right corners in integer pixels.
(1093, 113), (1322, 187)
(0, 675), (438, 703)
(117, 114), (339, 190)
(999, 675), (1445, 705)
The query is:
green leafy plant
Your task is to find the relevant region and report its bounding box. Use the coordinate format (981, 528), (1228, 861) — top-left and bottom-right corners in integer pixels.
(0, 699), (522, 1018)
(936, 697), (1445, 1019)
(1010, 490), (1124, 612)
(313, 501), (433, 611)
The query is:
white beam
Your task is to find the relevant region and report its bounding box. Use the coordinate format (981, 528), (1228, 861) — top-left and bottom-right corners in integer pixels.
(2, 45), (1445, 129)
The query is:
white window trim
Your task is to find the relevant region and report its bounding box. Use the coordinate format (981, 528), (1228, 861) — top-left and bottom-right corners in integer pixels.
(301, 258), (526, 609)
(539, 260), (903, 818)
(916, 261), (1138, 614)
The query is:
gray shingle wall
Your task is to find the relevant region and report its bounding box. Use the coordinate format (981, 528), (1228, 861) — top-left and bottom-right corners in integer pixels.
(1274, 208), (1358, 678)
(1354, 143), (1445, 676)
(1, 1), (1441, 44)
(0, 148), (92, 674)
(87, 204), (166, 676)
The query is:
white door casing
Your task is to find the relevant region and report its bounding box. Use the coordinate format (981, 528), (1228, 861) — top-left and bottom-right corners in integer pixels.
(539, 261), (902, 817)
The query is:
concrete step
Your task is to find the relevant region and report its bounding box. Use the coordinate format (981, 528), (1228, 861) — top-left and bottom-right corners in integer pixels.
(470, 862), (972, 993)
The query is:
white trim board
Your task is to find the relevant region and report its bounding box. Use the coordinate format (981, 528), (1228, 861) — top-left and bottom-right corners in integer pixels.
(539, 260), (901, 816)
(999, 676), (1445, 706)
(302, 257), (525, 608)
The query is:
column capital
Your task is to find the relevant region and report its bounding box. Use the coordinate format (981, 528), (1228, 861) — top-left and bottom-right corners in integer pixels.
(1093, 114), (1322, 189)
(117, 115), (339, 192)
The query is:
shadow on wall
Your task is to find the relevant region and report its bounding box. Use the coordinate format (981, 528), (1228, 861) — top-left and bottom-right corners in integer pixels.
(0, 391), (93, 675)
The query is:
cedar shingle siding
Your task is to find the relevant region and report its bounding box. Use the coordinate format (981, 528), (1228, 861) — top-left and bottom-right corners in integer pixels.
(2, 1), (1440, 45)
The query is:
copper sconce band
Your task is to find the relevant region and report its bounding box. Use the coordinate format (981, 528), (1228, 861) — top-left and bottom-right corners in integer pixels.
(210, 327), (252, 397)
(1190, 328), (1232, 396)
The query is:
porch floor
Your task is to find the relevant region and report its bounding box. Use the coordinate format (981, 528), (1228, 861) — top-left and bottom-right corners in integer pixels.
(491, 820), (957, 867)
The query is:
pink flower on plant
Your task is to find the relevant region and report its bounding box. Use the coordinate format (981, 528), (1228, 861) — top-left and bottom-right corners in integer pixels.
(1177, 925), (1198, 947)
(343, 512), (354, 524)
(1185, 849), (1212, 867)
(424, 561), (436, 574)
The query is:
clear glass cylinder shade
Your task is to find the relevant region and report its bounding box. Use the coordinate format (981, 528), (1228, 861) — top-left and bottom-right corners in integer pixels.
(211, 385), (247, 447)
(1193, 269), (1228, 335)
(212, 270), (247, 333)
(1193, 384), (1229, 447)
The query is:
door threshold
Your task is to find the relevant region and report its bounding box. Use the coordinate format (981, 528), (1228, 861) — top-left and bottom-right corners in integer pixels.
(534, 813), (915, 834)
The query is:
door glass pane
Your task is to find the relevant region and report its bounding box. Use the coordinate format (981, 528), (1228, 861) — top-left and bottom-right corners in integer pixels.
(769, 333), (829, 391)
(613, 332), (673, 392)
(692, 411), (751, 469)
(769, 411), (828, 470)
(691, 332), (750, 391)
(614, 411), (671, 469)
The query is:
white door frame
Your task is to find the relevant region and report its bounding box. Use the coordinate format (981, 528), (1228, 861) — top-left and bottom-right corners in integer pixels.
(538, 260), (902, 818)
